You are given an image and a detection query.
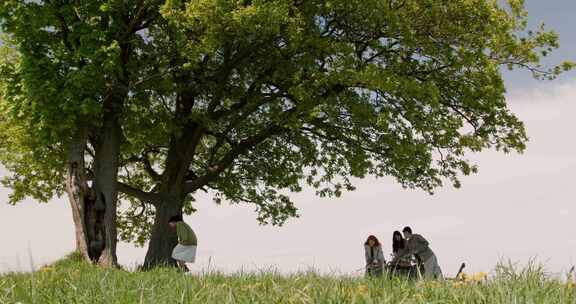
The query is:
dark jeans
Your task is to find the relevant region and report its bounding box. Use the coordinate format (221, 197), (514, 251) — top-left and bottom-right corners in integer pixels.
(366, 263), (384, 277)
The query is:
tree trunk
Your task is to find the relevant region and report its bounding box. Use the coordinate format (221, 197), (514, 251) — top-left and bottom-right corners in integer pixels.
(142, 195), (183, 269)
(66, 110), (123, 267)
(65, 127), (106, 263)
(142, 87), (200, 269)
(91, 111), (122, 267)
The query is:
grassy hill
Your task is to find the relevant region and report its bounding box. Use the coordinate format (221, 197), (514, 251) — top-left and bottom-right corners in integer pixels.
(0, 253), (574, 303)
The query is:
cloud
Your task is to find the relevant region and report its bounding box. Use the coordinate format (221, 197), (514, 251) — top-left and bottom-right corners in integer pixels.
(507, 78), (576, 106)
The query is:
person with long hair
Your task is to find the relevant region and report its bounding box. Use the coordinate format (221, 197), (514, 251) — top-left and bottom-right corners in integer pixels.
(390, 230), (418, 278)
(364, 235), (385, 277)
(392, 230), (405, 256)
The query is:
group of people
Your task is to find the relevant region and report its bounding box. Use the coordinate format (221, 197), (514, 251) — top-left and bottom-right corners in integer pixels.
(166, 216), (443, 280)
(364, 226), (443, 279)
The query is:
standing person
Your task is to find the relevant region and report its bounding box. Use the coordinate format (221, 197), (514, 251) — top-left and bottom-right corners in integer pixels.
(364, 235), (385, 277)
(168, 214), (197, 272)
(392, 226), (443, 279)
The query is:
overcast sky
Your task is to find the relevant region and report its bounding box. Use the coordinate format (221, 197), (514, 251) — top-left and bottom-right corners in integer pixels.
(1, 0), (575, 277)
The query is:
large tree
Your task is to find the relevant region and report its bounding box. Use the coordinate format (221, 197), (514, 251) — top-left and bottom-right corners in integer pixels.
(112, 0), (574, 267)
(1, 0), (573, 268)
(0, 0), (162, 266)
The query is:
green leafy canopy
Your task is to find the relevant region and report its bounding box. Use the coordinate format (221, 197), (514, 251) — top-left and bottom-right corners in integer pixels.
(1, 0), (573, 245)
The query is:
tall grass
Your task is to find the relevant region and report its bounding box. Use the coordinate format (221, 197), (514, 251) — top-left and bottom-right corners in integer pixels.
(0, 254), (574, 303)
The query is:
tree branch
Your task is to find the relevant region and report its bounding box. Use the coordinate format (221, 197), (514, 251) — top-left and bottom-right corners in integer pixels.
(183, 123), (287, 193)
(141, 152), (163, 182)
(117, 182), (161, 205)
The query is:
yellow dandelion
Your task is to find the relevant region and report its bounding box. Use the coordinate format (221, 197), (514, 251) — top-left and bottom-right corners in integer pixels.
(470, 272), (488, 282)
(452, 281), (465, 288)
(567, 275), (575, 288)
(39, 266), (54, 273)
(458, 271), (487, 283)
(426, 280), (441, 288)
(567, 267), (575, 288)
(356, 284), (369, 294)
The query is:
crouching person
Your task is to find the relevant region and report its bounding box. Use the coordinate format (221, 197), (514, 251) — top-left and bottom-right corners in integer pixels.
(392, 227), (442, 279)
(168, 215), (197, 272)
(364, 235), (385, 277)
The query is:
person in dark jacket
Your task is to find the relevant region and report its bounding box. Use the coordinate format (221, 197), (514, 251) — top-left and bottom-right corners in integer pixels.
(392, 226), (443, 279)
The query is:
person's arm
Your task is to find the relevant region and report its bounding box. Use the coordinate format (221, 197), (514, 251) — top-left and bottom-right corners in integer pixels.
(414, 234), (429, 246)
(376, 247), (386, 264)
(364, 245), (370, 265)
(411, 234), (429, 253)
(391, 246), (412, 264)
(176, 222), (197, 245)
(175, 224), (183, 244)
(188, 225), (198, 245)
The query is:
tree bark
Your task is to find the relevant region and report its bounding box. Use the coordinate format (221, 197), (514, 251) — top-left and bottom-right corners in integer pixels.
(142, 194), (183, 269)
(142, 89), (198, 269)
(65, 127), (107, 263)
(91, 110), (122, 267)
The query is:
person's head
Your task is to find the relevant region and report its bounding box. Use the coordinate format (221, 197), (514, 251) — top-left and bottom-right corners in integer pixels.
(365, 235), (380, 247)
(392, 230), (405, 253)
(402, 226), (413, 239)
(168, 214), (183, 229)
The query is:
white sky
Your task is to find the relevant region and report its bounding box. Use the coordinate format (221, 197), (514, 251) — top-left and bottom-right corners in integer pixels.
(1, 79), (575, 277)
(1, 0), (575, 281)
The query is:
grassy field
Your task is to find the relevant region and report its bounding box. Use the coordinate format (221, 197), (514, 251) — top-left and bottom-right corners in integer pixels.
(0, 254), (574, 304)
